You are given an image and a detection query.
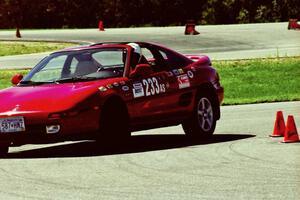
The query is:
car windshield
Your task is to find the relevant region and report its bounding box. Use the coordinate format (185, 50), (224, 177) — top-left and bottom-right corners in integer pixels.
(20, 47), (127, 85)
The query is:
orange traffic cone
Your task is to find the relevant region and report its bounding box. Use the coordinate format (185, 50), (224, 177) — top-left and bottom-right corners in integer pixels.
(282, 115), (299, 143)
(98, 20), (105, 31)
(288, 19), (300, 30)
(270, 111), (285, 137)
(16, 27), (21, 38)
(185, 23), (200, 35)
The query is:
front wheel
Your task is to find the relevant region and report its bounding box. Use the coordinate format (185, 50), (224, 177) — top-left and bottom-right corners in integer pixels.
(182, 91), (217, 139)
(98, 100), (131, 144)
(0, 145), (9, 157)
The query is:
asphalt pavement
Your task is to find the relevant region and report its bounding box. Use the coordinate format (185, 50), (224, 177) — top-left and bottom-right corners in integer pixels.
(0, 101), (299, 200)
(0, 22), (300, 68)
(0, 23), (299, 199)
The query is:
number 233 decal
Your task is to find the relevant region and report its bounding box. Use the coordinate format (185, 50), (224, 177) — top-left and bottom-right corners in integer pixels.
(133, 77), (166, 98)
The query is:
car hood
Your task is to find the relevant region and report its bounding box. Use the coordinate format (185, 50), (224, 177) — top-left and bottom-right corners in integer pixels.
(0, 79), (120, 114)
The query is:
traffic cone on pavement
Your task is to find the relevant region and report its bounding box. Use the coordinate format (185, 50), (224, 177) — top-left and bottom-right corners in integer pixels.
(270, 111), (285, 137)
(16, 27), (21, 38)
(282, 115), (299, 143)
(185, 23), (200, 35)
(288, 19), (300, 30)
(98, 20), (105, 31)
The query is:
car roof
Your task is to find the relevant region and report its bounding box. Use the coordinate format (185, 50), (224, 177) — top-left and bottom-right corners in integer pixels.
(56, 42), (161, 52)
(51, 42), (192, 63)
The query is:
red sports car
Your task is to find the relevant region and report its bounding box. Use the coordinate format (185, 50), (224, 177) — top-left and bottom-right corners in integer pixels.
(0, 42), (224, 155)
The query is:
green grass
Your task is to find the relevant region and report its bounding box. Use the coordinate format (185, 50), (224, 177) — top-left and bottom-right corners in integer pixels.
(214, 57), (300, 105)
(0, 41), (75, 56)
(0, 57), (299, 105)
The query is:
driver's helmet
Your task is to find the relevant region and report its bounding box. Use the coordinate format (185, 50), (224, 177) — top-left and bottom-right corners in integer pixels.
(127, 43), (142, 67)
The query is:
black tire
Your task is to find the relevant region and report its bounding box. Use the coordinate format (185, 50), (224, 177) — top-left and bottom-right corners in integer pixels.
(182, 89), (218, 139)
(0, 146), (9, 157)
(98, 99), (130, 144)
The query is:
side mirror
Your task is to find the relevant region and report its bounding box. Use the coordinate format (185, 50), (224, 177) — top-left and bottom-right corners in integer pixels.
(11, 74), (23, 85)
(129, 64), (153, 79)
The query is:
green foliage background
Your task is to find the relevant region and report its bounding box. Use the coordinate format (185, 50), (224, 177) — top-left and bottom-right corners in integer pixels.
(0, 0), (299, 28)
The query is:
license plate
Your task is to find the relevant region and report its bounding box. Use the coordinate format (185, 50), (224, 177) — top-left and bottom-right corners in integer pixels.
(0, 116), (26, 133)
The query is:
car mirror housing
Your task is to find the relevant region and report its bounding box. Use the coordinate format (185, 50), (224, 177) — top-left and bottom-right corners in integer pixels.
(11, 74), (23, 85)
(129, 64), (153, 79)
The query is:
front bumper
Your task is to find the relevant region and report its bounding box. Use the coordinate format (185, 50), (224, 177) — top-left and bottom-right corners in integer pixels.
(0, 109), (100, 145)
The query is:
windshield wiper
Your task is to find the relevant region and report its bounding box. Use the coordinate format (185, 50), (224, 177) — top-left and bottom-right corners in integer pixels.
(54, 76), (97, 83)
(19, 80), (53, 86)
(19, 76), (99, 85)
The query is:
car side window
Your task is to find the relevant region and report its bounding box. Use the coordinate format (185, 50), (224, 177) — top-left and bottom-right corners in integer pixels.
(69, 57), (79, 74)
(142, 47), (169, 72)
(159, 50), (168, 60)
(141, 48), (154, 61)
(141, 47), (155, 66)
(158, 49), (190, 69)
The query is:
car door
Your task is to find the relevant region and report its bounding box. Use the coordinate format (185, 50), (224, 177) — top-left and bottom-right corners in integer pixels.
(127, 46), (192, 126)
(127, 68), (170, 125)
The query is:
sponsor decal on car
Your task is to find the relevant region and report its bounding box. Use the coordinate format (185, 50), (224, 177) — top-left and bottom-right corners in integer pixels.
(177, 74), (190, 89)
(133, 83), (145, 98)
(166, 71), (173, 77)
(187, 70), (194, 79)
(178, 68), (184, 74)
(119, 81), (126, 86)
(133, 77), (166, 98)
(113, 82), (119, 87)
(165, 82), (170, 89)
(106, 84), (113, 89)
(99, 86), (107, 92)
(172, 69), (180, 76)
(122, 85), (129, 91)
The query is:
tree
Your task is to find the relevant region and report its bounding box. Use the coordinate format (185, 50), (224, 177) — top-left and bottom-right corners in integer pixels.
(0, 0), (300, 28)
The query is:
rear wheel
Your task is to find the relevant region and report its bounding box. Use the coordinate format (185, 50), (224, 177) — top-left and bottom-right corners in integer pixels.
(98, 99), (130, 144)
(182, 89), (217, 139)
